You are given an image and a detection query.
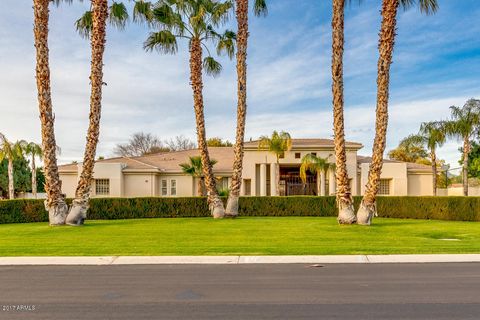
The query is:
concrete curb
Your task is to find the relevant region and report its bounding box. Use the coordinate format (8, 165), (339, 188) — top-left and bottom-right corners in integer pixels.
(1, 254), (480, 265)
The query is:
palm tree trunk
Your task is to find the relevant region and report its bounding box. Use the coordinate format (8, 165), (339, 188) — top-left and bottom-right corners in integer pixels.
(357, 0), (399, 225)
(189, 38), (225, 219)
(197, 177), (204, 196)
(7, 158), (14, 199)
(226, 0), (249, 217)
(332, 0), (355, 224)
(31, 155), (37, 198)
(430, 149), (437, 196)
(462, 138), (470, 196)
(33, 0), (68, 225)
(66, 0), (108, 226)
(276, 156), (281, 197)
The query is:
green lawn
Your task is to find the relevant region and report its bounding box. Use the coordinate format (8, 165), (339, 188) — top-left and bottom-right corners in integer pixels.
(0, 217), (479, 256)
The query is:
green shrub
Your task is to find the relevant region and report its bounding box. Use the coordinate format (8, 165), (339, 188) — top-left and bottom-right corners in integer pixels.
(0, 199), (48, 224)
(0, 196), (479, 224)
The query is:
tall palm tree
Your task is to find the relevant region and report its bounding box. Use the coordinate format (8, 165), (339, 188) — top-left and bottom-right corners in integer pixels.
(401, 121), (446, 196)
(180, 156), (217, 196)
(33, 0), (69, 225)
(20, 141), (44, 199)
(0, 134), (24, 199)
(299, 153), (334, 196)
(331, 0), (360, 224)
(357, 0), (438, 225)
(225, 0), (267, 217)
(258, 131), (292, 195)
(444, 99), (480, 196)
(66, 1), (129, 226)
(137, 0), (235, 218)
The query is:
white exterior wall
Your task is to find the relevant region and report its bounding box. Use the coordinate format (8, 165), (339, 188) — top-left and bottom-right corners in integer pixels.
(360, 162), (408, 196)
(59, 173), (78, 198)
(408, 173), (434, 196)
(437, 187), (480, 196)
(124, 173), (155, 197)
(59, 163), (124, 198)
(159, 174), (194, 197)
(345, 151), (359, 195)
(91, 163), (124, 197)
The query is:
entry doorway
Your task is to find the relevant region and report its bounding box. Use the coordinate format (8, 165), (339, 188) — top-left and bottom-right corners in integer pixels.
(279, 166), (317, 196)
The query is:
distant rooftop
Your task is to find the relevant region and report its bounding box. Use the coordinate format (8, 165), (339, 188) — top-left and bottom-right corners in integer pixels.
(244, 138), (363, 149)
(59, 147), (234, 173)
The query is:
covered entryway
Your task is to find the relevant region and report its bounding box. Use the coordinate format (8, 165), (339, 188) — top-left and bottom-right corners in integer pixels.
(279, 166), (317, 196)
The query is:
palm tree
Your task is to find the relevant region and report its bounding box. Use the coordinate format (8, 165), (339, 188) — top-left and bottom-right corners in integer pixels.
(331, 0), (361, 224)
(66, 1), (129, 226)
(388, 135), (430, 163)
(258, 131), (292, 195)
(0, 134), (25, 199)
(180, 156), (217, 196)
(20, 141), (44, 199)
(33, 0), (69, 225)
(401, 121), (446, 196)
(137, 0), (235, 218)
(299, 153), (334, 196)
(357, 0), (438, 225)
(444, 99), (480, 196)
(225, 0), (267, 217)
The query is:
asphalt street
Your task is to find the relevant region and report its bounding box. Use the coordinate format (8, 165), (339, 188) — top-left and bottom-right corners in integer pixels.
(1, 263), (479, 319)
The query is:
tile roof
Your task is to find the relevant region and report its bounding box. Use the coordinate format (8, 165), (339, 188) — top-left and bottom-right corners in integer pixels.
(244, 138), (363, 149)
(58, 147), (234, 173)
(134, 147), (234, 173)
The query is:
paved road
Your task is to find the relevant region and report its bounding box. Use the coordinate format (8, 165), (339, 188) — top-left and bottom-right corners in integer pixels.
(1, 263), (479, 319)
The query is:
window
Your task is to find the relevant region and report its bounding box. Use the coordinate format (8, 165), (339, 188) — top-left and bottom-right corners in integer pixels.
(378, 179), (391, 195)
(95, 179), (109, 196)
(170, 180), (177, 196)
(244, 179), (251, 196)
(279, 152), (285, 159)
(216, 177), (229, 193)
(311, 152), (317, 157)
(161, 179), (168, 196)
(295, 153), (301, 159)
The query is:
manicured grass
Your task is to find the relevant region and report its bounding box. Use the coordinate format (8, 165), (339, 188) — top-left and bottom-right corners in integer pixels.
(0, 217), (479, 256)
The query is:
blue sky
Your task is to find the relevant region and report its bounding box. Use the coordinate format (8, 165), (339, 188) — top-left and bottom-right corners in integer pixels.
(0, 0), (479, 168)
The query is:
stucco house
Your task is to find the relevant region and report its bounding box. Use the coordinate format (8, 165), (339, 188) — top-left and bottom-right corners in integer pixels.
(58, 139), (434, 198)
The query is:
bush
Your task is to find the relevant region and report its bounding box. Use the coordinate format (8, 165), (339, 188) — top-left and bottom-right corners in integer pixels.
(0, 199), (48, 224)
(0, 196), (479, 224)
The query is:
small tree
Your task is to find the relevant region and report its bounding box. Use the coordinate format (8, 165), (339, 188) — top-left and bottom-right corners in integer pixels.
(206, 137), (233, 147)
(180, 156), (217, 196)
(0, 158), (32, 199)
(387, 136), (429, 164)
(165, 135), (197, 151)
(114, 132), (169, 156)
(0, 134), (25, 199)
(399, 121), (446, 196)
(444, 99), (480, 196)
(258, 131), (292, 195)
(20, 141), (43, 198)
(299, 153), (334, 196)
(459, 141), (480, 178)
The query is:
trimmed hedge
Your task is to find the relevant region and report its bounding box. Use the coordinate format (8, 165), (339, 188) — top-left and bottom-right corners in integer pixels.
(0, 196), (480, 224)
